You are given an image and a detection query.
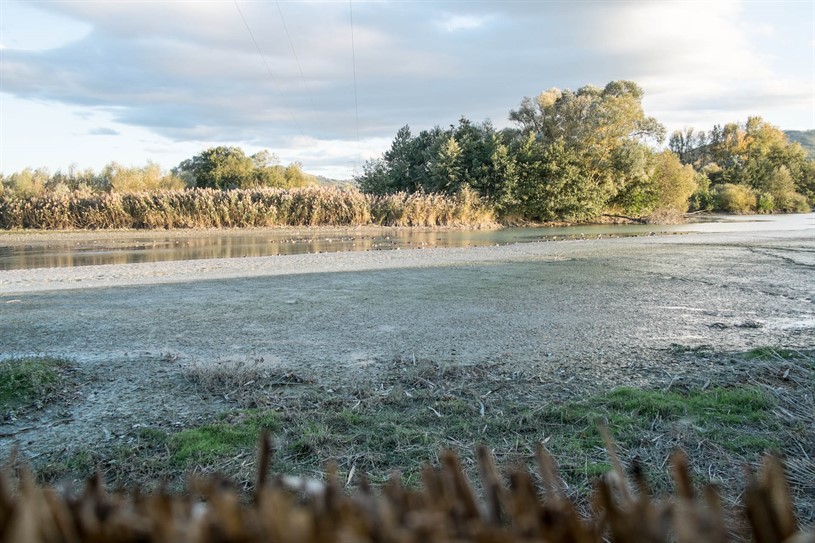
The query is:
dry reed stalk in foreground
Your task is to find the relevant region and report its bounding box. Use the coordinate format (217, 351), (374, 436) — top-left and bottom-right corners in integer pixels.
(0, 435), (812, 543)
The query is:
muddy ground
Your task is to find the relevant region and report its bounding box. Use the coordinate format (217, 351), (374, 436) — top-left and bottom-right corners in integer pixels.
(0, 219), (813, 476)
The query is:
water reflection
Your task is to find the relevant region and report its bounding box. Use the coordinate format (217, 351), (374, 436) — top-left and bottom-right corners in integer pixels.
(1, 213), (811, 270)
(0, 227), (654, 270)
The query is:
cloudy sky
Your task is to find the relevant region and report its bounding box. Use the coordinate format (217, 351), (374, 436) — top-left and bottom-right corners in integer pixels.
(1, 0), (813, 179)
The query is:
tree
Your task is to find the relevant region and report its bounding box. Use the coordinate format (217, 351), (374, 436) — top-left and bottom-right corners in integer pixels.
(511, 136), (609, 222)
(174, 147), (313, 190)
(508, 80), (666, 220)
(685, 117), (813, 210)
(649, 151), (697, 211)
(510, 81), (665, 147)
(98, 161), (187, 193)
(175, 146), (255, 189)
(357, 158), (392, 194)
(669, 128), (707, 166)
(2, 168), (50, 197)
(428, 136), (462, 193)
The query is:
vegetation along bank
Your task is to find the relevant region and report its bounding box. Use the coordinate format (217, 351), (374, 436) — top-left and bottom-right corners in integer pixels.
(1, 80), (812, 229)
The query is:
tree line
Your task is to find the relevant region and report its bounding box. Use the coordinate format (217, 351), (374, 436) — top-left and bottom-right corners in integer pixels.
(0, 147), (315, 198)
(357, 81), (813, 221)
(3, 81), (812, 224)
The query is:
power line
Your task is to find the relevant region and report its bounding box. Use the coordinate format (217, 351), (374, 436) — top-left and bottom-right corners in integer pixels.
(275, 0), (317, 113)
(349, 0), (361, 175)
(233, 0), (304, 138)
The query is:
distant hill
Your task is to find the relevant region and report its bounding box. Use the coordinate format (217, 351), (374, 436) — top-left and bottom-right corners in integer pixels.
(784, 130), (815, 159)
(315, 175), (355, 187)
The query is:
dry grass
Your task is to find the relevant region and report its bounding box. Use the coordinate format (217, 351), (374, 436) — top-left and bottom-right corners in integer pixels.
(0, 186), (496, 230)
(646, 206), (688, 225)
(181, 359), (313, 408)
(745, 349), (815, 516)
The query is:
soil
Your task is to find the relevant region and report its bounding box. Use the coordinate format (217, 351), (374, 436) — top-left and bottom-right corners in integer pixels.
(1, 219), (813, 472)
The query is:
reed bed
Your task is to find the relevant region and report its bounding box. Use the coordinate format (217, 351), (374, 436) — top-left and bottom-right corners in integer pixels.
(0, 187), (496, 230)
(1, 437), (812, 543)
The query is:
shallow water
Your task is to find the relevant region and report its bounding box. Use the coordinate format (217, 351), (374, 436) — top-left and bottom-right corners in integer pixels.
(0, 213), (811, 270)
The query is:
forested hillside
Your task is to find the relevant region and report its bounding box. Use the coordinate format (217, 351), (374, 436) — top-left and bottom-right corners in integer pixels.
(784, 130), (815, 159)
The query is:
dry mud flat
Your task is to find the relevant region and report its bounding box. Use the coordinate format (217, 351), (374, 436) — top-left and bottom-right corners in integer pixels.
(0, 221), (814, 472)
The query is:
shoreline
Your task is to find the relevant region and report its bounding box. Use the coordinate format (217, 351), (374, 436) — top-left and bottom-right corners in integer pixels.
(1, 223), (812, 296)
(0, 223), (501, 245)
(0, 210), (807, 243)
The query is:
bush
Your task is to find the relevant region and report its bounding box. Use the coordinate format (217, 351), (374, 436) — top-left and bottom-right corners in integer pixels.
(783, 192), (811, 213)
(713, 183), (756, 213)
(757, 192), (775, 214)
(99, 161), (188, 193)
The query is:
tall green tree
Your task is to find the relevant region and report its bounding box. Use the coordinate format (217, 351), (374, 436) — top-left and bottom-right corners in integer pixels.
(508, 80), (666, 219)
(175, 146), (255, 189)
(174, 146), (313, 190)
(428, 136), (462, 193)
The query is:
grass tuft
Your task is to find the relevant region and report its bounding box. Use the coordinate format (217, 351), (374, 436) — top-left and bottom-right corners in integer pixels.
(746, 346), (804, 360)
(170, 411), (280, 469)
(0, 357), (71, 414)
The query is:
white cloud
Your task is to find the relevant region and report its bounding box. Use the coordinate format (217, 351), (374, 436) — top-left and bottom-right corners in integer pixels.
(0, 1), (91, 51)
(582, 1), (813, 131)
(441, 14), (490, 32)
(88, 127), (120, 136)
(1, 1), (812, 175)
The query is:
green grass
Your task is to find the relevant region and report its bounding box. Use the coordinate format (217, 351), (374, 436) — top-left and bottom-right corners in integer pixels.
(746, 346), (803, 360)
(153, 382), (779, 488)
(165, 367), (779, 485)
(541, 386), (780, 463)
(170, 411), (281, 468)
(0, 357), (70, 412)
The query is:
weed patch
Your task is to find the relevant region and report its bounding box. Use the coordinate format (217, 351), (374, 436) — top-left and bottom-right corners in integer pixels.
(0, 357), (72, 415)
(746, 346), (806, 360)
(26, 349), (814, 523)
(160, 359), (788, 496)
(170, 411), (280, 469)
(182, 359), (312, 408)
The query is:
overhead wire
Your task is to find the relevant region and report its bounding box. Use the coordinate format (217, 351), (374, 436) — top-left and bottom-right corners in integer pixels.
(349, 0), (361, 175)
(274, 0), (317, 114)
(234, 0), (362, 177)
(233, 0), (304, 138)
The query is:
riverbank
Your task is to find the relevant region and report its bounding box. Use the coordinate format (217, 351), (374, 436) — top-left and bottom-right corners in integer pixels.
(1, 219), (813, 524)
(1, 213), (810, 272)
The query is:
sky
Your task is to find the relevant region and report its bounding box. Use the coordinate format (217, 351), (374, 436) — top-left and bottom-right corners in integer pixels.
(1, 0), (813, 179)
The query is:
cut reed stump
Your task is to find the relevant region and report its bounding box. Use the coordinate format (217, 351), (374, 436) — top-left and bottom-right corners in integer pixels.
(0, 433), (812, 542)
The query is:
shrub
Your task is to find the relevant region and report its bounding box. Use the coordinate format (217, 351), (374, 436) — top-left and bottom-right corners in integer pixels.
(713, 183), (756, 213)
(757, 192), (775, 214)
(0, 357), (70, 413)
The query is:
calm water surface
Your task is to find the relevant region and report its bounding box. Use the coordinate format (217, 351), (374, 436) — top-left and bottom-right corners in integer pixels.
(1, 213), (811, 270)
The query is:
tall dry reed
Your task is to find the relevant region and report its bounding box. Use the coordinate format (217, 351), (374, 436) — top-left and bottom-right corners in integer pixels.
(0, 187), (496, 230)
(1, 441), (811, 542)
